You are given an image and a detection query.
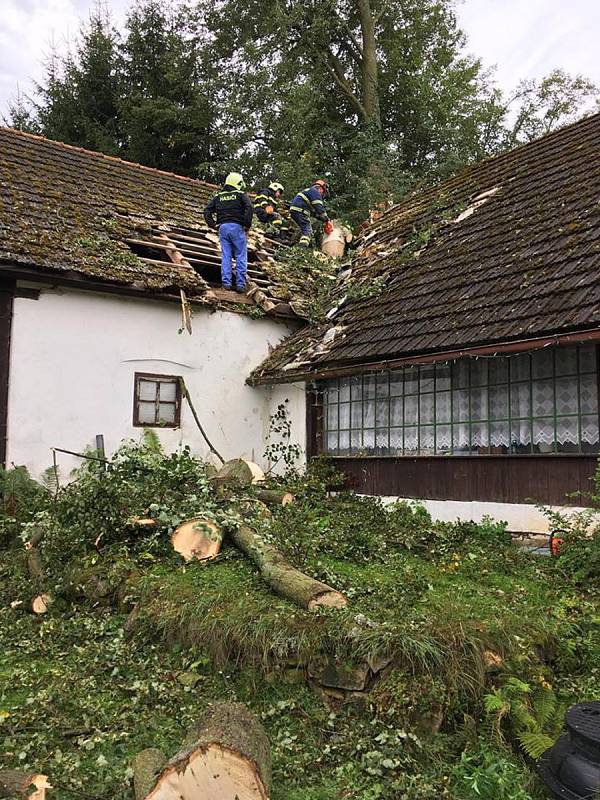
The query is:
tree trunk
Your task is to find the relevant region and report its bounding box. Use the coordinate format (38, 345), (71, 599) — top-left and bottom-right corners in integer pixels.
(230, 524), (347, 610)
(0, 771), (50, 799)
(27, 549), (45, 581)
(213, 459), (265, 489)
(253, 489), (295, 507)
(140, 703), (270, 800)
(31, 593), (52, 614)
(132, 749), (167, 800)
(358, 0), (381, 127)
(171, 518), (223, 562)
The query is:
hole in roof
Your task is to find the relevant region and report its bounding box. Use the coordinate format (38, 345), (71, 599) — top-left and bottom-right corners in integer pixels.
(125, 224), (273, 293)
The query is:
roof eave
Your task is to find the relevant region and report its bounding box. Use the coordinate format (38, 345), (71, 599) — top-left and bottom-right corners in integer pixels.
(248, 326), (600, 386)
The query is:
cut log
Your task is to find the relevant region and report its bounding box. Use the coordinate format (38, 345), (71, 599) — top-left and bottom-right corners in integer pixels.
(0, 770), (51, 799)
(143, 702), (270, 800)
(253, 489), (294, 507)
(127, 517), (157, 528)
(27, 549), (45, 581)
(132, 749), (167, 800)
(230, 524), (347, 610)
(215, 459), (265, 488)
(25, 528), (45, 549)
(31, 593), (52, 614)
(171, 518), (223, 562)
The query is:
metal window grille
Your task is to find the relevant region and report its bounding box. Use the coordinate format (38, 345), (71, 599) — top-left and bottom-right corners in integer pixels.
(133, 372), (181, 428)
(320, 344), (599, 456)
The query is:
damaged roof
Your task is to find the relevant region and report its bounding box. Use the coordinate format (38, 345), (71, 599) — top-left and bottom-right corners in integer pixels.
(251, 112), (600, 383)
(0, 128), (298, 316)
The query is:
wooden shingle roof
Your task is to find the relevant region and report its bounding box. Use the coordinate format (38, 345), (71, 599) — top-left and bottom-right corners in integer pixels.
(0, 128), (299, 317)
(0, 127), (217, 293)
(250, 112), (600, 384)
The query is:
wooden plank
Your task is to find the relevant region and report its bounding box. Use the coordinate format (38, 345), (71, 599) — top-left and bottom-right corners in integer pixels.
(154, 237), (219, 258)
(211, 287), (253, 304)
(327, 456), (598, 507)
(128, 237), (221, 264)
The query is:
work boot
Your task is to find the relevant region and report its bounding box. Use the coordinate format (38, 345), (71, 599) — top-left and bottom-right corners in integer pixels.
(235, 285), (247, 294)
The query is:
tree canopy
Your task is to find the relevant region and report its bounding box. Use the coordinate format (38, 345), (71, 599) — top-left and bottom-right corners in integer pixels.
(6, 0), (598, 222)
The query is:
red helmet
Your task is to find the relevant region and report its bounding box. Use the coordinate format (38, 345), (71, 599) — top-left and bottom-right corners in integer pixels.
(313, 179), (330, 198)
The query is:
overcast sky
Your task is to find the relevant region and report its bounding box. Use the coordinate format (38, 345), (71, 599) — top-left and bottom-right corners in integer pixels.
(1, 0), (599, 119)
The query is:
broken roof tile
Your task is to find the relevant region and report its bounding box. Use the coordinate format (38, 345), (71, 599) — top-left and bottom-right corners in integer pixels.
(251, 112), (600, 383)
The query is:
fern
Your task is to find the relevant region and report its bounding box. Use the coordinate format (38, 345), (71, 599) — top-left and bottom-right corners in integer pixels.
(141, 429), (163, 453)
(484, 676), (565, 760)
(532, 686), (557, 728)
(518, 731), (555, 759)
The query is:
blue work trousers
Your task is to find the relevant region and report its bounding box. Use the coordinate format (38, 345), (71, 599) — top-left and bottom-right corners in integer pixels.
(219, 222), (247, 288)
(290, 210), (313, 246)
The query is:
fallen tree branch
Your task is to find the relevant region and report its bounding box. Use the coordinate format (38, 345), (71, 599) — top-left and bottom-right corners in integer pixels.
(178, 377), (225, 465)
(229, 523), (347, 610)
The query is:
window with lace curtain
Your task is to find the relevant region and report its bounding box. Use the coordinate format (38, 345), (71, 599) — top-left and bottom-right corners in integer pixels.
(321, 344), (599, 456)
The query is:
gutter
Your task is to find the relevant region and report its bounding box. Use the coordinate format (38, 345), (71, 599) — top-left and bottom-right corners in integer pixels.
(248, 326), (600, 386)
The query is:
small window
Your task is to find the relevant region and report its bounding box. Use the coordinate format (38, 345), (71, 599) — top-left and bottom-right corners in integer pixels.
(133, 373), (181, 428)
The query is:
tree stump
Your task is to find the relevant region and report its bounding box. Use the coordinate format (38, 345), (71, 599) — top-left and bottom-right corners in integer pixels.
(140, 702), (270, 800)
(171, 518), (223, 562)
(214, 459), (265, 488)
(0, 770), (51, 799)
(31, 594), (52, 615)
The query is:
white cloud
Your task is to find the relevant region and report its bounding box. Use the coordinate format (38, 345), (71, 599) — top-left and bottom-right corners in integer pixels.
(0, 0), (598, 121)
(456, 0), (600, 94)
(0, 0), (131, 119)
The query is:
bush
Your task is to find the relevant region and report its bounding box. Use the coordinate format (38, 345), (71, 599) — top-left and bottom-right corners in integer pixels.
(541, 459), (600, 581)
(450, 744), (542, 800)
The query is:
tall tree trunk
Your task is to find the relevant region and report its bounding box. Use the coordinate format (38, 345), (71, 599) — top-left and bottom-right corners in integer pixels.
(358, 0), (381, 127)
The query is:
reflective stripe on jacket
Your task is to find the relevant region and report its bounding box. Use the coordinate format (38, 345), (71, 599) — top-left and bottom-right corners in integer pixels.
(289, 185), (328, 220)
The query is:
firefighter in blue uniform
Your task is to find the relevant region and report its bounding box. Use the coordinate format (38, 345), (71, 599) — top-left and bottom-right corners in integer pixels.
(203, 172), (253, 292)
(289, 179), (333, 247)
(253, 182), (289, 240)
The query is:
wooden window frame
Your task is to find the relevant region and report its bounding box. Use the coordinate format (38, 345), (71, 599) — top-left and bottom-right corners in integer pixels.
(133, 372), (182, 428)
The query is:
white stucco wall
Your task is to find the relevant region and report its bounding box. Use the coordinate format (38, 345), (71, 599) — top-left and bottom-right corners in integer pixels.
(6, 286), (306, 479)
(375, 496), (597, 534)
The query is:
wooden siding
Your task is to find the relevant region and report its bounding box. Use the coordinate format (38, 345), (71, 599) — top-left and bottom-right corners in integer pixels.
(0, 278), (14, 467)
(328, 455), (598, 507)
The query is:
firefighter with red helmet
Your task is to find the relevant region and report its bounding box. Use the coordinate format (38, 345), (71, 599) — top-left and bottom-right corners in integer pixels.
(289, 179), (333, 247)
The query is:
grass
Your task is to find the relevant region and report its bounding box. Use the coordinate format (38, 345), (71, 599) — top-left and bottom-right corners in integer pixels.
(0, 449), (598, 799)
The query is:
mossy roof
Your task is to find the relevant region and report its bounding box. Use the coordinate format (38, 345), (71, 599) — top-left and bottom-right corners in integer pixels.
(0, 127), (220, 293)
(251, 112), (600, 384)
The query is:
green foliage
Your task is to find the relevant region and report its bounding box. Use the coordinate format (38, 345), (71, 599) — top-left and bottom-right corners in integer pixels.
(540, 459), (600, 581)
(17, 2), (229, 180)
(0, 441), (597, 800)
(10, 1), (597, 223)
(270, 246), (342, 323)
(484, 677), (565, 759)
(263, 401), (303, 475)
(450, 744), (542, 800)
(0, 465), (49, 545)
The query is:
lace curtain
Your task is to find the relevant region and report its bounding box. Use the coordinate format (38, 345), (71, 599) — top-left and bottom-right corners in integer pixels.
(323, 346), (599, 455)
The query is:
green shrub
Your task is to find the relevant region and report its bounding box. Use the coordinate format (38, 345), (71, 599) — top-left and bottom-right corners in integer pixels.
(450, 744), (541, 799)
